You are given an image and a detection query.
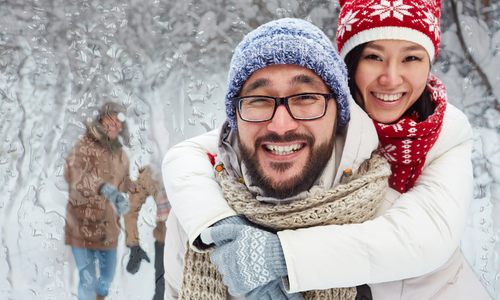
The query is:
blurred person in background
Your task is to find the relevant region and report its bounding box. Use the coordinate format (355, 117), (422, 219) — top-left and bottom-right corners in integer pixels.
(125, 164), (171, 300)
(64, 102), (131, 300)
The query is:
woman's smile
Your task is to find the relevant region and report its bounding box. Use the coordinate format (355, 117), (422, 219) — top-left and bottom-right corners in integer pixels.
(354, 40), (430, 124)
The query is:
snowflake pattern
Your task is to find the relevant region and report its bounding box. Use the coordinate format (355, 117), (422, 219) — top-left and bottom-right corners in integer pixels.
(393, 124), (404, 132)
(370, 0), (414, 21)
(338, 10), (359, 39)
(379, 144), (397, 162)
(422, 9), (440, 39)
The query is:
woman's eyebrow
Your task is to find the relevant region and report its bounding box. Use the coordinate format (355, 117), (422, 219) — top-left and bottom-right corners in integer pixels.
(365, 43), (425, 53)
(365, 44), (384, 51)
(402, 45), (426, 52)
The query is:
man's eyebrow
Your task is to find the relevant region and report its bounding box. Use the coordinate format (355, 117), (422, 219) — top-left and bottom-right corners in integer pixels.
(241, 78), (270, 95)
(290, 74), (322, 87)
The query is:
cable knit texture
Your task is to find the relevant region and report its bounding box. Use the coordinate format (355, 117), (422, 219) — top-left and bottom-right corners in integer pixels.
(178, 153), (391, 300)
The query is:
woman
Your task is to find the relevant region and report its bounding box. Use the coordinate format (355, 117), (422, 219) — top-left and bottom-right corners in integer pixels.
(65, 102), (130, 300)
(162, 1), (489, 299)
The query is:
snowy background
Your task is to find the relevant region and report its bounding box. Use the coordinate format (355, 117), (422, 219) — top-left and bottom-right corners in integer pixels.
(0, 0), (499, 299)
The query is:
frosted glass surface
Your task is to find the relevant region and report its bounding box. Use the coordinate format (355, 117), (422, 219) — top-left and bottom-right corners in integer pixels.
(0, 0), (498, 299)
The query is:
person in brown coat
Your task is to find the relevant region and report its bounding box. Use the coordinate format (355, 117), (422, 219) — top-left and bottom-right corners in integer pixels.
(124, 165), (170, 300)
(64, 102), (131, 300)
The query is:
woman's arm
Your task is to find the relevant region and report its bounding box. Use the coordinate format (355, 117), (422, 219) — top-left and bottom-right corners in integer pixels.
(280, 106), (474, 292)
(162, 127), (237, 248)
(161, 107), (474, 291)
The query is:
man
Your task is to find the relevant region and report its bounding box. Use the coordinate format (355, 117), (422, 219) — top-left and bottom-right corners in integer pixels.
(163, 18), (390, 300)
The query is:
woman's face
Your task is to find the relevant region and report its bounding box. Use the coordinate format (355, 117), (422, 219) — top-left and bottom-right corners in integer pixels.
(354, 39), (430, 124)
(101, 114), (122, 140)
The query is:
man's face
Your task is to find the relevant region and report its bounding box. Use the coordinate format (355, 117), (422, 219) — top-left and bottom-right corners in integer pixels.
(236, 64), (338, 199)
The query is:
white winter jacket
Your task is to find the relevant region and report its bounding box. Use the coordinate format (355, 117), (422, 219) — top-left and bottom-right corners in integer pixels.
(163, 98), (490, 299)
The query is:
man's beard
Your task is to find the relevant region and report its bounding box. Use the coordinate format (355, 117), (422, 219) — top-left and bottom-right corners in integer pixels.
(238, 131), (335, 199)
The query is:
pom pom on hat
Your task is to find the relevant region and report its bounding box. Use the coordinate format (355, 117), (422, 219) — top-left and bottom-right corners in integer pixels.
(336, 0), (441, 61)
(225, 18), (350, 132)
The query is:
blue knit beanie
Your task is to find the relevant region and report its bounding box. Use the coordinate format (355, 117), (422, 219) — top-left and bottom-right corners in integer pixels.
(225, 18), (350, 132)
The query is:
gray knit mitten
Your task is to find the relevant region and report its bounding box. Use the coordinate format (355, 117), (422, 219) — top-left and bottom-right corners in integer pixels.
(98, 183), (130, 216)
(213, 215), (253, 226)
(201, 223), (288, 296)
(199, 215), (252, 246)
(246, 278), (304, 300)
(195, 216), (252, 250)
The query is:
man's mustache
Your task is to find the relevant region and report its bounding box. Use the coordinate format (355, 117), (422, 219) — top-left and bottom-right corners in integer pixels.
(254, 133), (314, 147)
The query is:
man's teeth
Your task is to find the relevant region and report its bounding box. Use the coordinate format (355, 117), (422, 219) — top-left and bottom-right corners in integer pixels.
(373, 92), (403, 101)
(266, 144), (302, 155)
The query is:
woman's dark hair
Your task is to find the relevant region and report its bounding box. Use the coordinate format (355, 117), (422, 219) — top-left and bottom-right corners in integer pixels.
(344, 43), (435, 123)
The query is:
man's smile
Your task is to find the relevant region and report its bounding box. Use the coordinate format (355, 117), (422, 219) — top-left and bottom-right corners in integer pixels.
(264, 143), (305, 155)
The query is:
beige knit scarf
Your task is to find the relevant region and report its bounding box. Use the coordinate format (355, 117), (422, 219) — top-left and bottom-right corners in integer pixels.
(179, 153), (390, 300)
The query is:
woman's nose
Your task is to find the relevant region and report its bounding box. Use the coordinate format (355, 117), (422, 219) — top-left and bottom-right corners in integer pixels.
(379, 63), (403, 87)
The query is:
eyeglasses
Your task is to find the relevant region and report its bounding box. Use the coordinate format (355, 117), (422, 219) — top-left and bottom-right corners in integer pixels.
(232, 92), (335, 122)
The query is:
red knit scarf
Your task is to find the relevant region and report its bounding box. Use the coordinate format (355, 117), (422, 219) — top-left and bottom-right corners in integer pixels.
(374, 73), (447, 193)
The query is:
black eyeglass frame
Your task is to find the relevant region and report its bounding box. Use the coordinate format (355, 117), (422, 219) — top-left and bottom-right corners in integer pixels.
(232, 92), (336, 123)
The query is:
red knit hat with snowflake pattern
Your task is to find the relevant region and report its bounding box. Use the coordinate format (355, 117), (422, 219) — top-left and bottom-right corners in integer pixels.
(336, 0), (441, 61)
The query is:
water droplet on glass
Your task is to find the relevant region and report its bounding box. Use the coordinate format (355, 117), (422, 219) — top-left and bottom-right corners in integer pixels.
(7, 144), (16, 153)
(482, 274), (491, 286)
(32, 229), (43, 236)
(192, 106), (204, 117)
(48, 233), (62, 241)
(475, 184), (486, 199)
(142, 216), (155, 228)
(139, 120), (147, 131)
(43, 266), (54, 278)
(195, 80), (203, 90)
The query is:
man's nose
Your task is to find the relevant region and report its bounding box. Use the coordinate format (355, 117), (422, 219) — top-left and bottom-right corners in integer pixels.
(266, 105), (299, 135)
(379, 63), (403, 87)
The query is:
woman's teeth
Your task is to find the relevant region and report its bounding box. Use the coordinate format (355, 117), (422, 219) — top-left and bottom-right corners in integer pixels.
(266, 144), (303, 155)
(373, 92), (404, 101)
